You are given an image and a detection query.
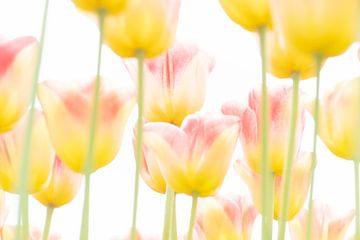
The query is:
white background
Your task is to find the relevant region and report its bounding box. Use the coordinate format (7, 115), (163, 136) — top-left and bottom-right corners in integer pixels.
(0, 0), (360, 239)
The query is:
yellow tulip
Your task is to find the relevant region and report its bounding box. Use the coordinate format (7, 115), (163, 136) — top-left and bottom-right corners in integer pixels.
(125, 43), (214, 126)
(308, 77), (360, 160)
(0, 111), (54, 194)
(33, 156), (82, 208)
(222, 84), (305, 175)
(143, 113), (239, 197)
(0, 36), (38, 133)
(268, 32), (322, 80)
(71, 0), (128, 14)
(38, 78), (135, 173)
(104, 0), (181, 58)
(219, 0), (272, 31)
(289, 201), (355, 240)
(195, 195), (258, 240)
(271, 0), (359, 57)
(236, 152), (313, 220)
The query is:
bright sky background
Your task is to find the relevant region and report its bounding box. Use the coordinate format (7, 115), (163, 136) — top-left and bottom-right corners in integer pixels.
(1, 0), (360, 239)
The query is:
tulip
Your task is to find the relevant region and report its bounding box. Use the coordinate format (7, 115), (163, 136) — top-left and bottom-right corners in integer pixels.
(289, 201), (355, 240)
(142, 113), (239, 197)
(270, 0), (359, 57)
(125, 43), (214, 126)
(0, 111), (54, 193)
(0, 36), (38, 133)
(71, 0), (128, 14)
(222, 84), (305, 176)
(104, 0), (181, 58)
(195, 195), (257, 240)
(307, 77), (360, 160)
(219, 0), (272, 31)
(33, 156), (82, 208)
(38, 78), (135, 173)
(267, 33), (321, 80)
(236, 152), (312, 220)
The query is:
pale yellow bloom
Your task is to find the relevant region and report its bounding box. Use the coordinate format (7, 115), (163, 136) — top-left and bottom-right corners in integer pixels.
(72, 0), (128, 14)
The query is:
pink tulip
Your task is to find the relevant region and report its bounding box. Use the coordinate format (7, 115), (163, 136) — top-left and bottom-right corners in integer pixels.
(0, 36), (38, 132)
(142, 113), (239, 197)
(126, 43), (214, 126)
(222, 84), (305, 176)
(290, 201), (355, 240)
(195, 195), (258, 240)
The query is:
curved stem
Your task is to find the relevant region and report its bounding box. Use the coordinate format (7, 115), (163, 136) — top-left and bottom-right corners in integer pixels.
(130, 49), (146, 240)
(16, 0), (50, 239)
(79, 8), (106, 240)
(42, 206), (54, 240)
(277, 72), (300, 240)
(187, 194), (198, 240)
(162, 185), (175, 240)
(305, 54), (322, 240)
(258, 26), (271, 240)
(172, 194), (178, 240)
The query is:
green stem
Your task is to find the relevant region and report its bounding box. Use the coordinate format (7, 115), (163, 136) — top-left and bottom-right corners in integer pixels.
(79, 8), (106, 240)
(267, 173), (275, 238)
(42, 206), (54, 240)
(171, 194), (178, 240)
(277, 72), (300, 240)
(130, 49), (146, 240)
(258, 26), (271, 240)
(305, 54), (322, 240)
(187, 194), (198, 240)
(162, 186), (175, 240)
(15, 0), (50, 239)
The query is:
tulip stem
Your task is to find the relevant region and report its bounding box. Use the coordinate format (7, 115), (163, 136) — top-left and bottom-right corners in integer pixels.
(163, 185), (175, 240)
(15, 0), (50, 239)
(130, 49), (146, 240)
(42, 206), (54, 240)
(258, 26), (271, 240)
(79, 8), (106, 240)
(305, 54), (322, 240)
(187, 194), (198, 240)
(277, 72), (300, 240)
(172, 194), (178, 240)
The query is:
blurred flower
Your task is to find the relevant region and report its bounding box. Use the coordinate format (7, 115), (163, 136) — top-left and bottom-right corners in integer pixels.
(33, 156), (82, 208)
(270, 0), (359, 57)
(125, 43), (214, 126)
(308, 77), (359, 160)
(289, 201), (355, 240)
(0, 36), (38, 133)
(219, 0), (272, 31)
(104, 0), (181, 58)
(71, 0), (128, 14)
(195, 195), (257, 240)
(0, 111), (54, 193)
(1, 225), (61, 240)
(267, 32), (321, 80)
(38, 78), (135, 173)
(143, 113), (239, 197)
(222, 84), (305, 175)
(235, 152), (312, 220)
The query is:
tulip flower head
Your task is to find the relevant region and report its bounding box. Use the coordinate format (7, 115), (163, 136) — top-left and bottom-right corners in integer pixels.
(38, 78), (136, 173)
(143, 113), (239, 197)
(104, 0), (181, 58)
(309, 77), (360, 160)
(0, 36), (38, 133)
(236, 152), (313, 220)
(222, 84), (305, 175)
(289, 201), (355, 240)
(126, 43), (214, 126)
(219, 0), (272, 31)
(0, 111), (54, 194)
(33, 156), (82, 208)
(195, 195), (258, 240)
(270, 0), (359, 57)
(71, 0), (128, 14)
